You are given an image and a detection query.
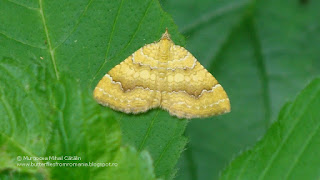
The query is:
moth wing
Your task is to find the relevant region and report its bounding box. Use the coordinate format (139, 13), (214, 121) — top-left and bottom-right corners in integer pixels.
(94, 56), (161, 114)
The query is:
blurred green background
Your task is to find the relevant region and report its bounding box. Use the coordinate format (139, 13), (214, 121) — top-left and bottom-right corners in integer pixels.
(160, 0), (320, 179)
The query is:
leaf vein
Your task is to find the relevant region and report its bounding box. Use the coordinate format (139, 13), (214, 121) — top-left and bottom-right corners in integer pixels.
(249, 17), (271, 127)
(106, 0), (154, 64)
(284, 107), (320, 179)
(181, 0), (249, 34)
(138, 110), (160, 151)
(258, 91), (320, 180)
(0, 32), (46, 49)
(235, 152), (253, 180)
(53, 0), (94, 50)
(0, 92), (16, 135)
(39, 0), (59, 79)
(93, 0), (125, 78)
(0, 132), (38, 159)
(58, 110), (70, 152)
(5, 0), (39, 11)
(154, 131), (176, 168)
(0, 63), (49, 153)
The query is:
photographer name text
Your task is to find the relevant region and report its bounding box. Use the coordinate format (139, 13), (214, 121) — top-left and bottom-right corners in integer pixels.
(20, 156), (81, 161)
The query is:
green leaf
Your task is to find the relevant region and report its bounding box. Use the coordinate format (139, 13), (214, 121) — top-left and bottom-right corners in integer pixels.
(0, 0), (185, 85)
(221, 78), (320, 180)
(0, 0), (187, 179)
(117, 111), (188, 179)
(161, 0), (320, 179)
(161, 1), (266, 179)
(162, 0), (251, 66)
(255, 0), (320, 120)
(0, 58), (159, 179)
(106, 146), (158, 180)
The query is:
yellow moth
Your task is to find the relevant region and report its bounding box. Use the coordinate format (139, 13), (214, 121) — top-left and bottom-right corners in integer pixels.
(94, 29), (230, 119)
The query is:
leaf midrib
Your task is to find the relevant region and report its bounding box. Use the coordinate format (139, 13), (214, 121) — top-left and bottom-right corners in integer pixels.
(39, 0), (59, 79)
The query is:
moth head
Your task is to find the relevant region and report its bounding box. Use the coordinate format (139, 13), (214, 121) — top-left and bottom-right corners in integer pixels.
(160, 28), (171, 41)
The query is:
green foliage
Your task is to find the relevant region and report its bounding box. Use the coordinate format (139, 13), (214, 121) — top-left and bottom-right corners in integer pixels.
(1, 0), (320, 179)
(116, 111), (187, 179)
(0, 0), (186, 179)
(0, 57), (158, 180)
(161, 0), (320, 179)
(221, 78), (320, 180)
